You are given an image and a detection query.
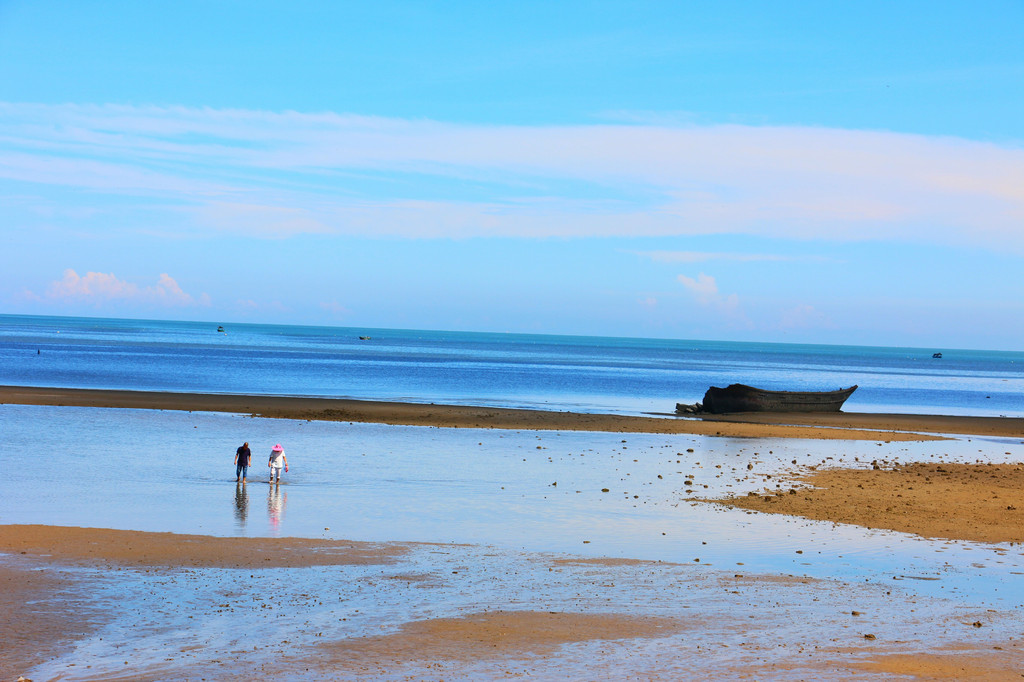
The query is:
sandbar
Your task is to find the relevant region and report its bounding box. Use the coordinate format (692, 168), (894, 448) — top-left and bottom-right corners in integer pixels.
(320, 610), (683, 663)
(0, 524), (407, 568)
(7, 384), (1023, 440)
(707, 462), (1024, 544)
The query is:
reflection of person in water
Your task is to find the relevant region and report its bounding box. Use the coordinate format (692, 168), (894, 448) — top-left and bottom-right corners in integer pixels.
(267, 484), (286, 533)
(234, 481), (249, 529)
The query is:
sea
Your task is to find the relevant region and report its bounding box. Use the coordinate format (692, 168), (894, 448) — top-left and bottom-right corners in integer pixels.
(1, 313), (1022, 417)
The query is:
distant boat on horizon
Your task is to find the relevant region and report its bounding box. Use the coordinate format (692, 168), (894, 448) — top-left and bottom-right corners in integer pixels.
(933, 352), (942, 358)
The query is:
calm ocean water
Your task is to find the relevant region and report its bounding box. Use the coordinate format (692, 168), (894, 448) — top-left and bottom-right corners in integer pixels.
(1, 314), (1022, 417)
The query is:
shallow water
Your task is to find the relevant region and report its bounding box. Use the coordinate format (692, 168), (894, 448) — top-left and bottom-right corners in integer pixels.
(5, 403), (1024, 679)
(3, 404), (1022, 612)
(14, 541), (1021, 681)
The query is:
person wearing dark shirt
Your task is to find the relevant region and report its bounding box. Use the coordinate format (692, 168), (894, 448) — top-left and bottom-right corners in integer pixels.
(234, 442), (252, 482)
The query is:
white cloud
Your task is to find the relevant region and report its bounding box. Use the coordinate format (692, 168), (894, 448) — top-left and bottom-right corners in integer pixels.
(677, 272), (750, 327)
(38, 269), (208, 308)
(2, 103), (1024, 248)
(677, 273), (721, 304)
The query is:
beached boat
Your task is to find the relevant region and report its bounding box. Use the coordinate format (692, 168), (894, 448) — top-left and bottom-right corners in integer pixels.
(682, 383), (857, 414)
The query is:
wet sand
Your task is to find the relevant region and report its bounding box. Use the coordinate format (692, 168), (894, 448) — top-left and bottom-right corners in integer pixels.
(3, 525), (1021, 680)
(0, 524), (408, 568)
(707, 462), (1024, 544)
(855, 651), (1024, 681)
(7, 384), (1024, 440)
(320, 610), (683, 663)
(0, 565), (101, 675)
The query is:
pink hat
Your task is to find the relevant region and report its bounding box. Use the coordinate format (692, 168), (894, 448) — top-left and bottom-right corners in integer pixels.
(272, 444), (283, 451)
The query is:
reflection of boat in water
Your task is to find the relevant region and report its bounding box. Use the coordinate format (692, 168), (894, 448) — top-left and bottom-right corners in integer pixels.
(680, 383), (858, 414)
(932, 352), (942, 359)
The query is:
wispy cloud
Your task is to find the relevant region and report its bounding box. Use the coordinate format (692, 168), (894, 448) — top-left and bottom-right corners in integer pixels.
(2, 103), (1023, 247)
(319, 300), (351, 318)
(29, 269), (210, 308)
(198, 202), (333, 238)
(776, 304), (835, 331)
(637, 250), (800, 263)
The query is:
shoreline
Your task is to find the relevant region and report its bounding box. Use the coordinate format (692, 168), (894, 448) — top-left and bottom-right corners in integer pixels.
(5, 384), (1022, 440)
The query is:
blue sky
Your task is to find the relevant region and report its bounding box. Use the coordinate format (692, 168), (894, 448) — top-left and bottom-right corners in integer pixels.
(1, 1), (1023, 349)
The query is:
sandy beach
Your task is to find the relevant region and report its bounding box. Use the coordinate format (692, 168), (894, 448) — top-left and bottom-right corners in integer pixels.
(2, 389), (1023, 679)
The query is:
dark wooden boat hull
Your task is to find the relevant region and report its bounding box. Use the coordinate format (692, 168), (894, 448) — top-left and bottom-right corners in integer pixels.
(698, 383), (857, 414)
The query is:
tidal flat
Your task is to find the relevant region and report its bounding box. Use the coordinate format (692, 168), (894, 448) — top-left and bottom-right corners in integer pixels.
(1, 403), (1022, 679)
